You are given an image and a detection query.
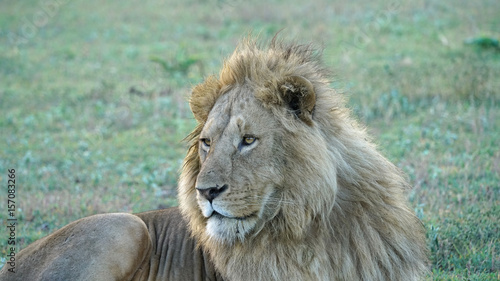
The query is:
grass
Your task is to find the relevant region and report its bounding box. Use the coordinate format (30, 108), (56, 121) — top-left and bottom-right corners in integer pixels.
(1, 0), (499, 278)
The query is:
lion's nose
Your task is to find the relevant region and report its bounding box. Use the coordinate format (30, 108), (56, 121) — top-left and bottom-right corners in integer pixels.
(196, 184), (228, 203)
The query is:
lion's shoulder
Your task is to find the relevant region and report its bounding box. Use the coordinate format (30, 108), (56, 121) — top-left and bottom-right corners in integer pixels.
(135, 208), (222, 281)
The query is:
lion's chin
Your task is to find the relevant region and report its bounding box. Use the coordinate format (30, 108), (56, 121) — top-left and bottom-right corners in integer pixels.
(205, 212), (259, 243)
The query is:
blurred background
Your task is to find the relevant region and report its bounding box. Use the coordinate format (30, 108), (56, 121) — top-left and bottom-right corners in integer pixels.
(0, 0), (498, 279)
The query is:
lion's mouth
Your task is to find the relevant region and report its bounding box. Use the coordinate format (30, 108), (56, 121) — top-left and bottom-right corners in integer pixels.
(204, 209), (261, 242)
(210, 211), (256, 221)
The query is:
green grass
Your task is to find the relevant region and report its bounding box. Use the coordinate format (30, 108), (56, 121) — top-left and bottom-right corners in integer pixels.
(1, 0), (499, 278)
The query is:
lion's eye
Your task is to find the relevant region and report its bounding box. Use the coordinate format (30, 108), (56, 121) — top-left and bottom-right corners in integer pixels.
(201, 138), (211, 147)
(242, 136), (256, 146)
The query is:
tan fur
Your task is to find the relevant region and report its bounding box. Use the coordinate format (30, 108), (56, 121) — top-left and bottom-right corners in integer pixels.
(1, 208), (221, 281)
(179, 38), (428, 280)
(0, 213), (152, 281)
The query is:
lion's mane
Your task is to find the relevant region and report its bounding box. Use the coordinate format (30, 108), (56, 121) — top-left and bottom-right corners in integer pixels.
(178, 38), (428, 280)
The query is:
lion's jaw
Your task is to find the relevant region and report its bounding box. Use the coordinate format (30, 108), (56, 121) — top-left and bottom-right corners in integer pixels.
(195, 86), (283, 243)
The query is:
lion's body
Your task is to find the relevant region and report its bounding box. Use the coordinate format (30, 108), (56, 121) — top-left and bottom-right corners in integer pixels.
(0, 38), (428, 281)
(0, 208), (221, 281)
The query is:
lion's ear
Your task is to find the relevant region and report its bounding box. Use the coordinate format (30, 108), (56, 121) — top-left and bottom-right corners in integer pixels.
(279, 75), (316, 126)
(190, 76), (221, 123)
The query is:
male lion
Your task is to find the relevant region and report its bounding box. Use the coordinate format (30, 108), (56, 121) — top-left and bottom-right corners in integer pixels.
(0, 39), (428, 281)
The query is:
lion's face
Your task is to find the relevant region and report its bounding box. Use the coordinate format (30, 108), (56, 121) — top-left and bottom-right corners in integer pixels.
(195, 84), (284, 242)
(180, 44), (335, 246)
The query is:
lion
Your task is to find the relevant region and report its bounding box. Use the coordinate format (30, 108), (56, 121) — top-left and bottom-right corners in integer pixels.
(0, 38), (428, 281)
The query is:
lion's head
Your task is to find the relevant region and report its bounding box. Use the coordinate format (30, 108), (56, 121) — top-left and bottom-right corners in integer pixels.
(178, 38), (428, 280)
(179, 39), (339, 244)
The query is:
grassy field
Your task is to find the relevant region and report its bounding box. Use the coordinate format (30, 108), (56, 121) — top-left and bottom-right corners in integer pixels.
(1, 0), (499, 279)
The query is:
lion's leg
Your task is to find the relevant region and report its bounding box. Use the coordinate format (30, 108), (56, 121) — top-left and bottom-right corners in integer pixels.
(0, 213), (152, 281)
